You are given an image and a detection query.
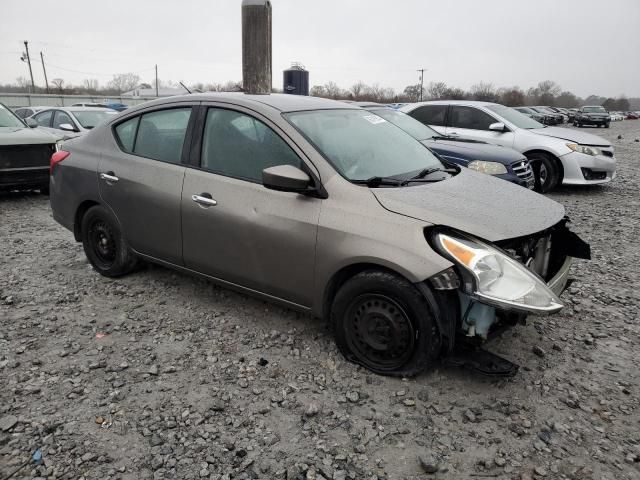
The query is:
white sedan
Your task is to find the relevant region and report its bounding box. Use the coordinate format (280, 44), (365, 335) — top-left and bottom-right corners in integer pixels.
(30, 107), (119, 138)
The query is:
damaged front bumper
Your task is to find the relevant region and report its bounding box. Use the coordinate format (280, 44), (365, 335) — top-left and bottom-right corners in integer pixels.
(427, 219), (589, 343)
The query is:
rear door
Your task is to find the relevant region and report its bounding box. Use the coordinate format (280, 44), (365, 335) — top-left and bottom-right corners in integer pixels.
(446, 105), (515, 148)
(98, 104), (195, 265)
(181, 104), (321, 307)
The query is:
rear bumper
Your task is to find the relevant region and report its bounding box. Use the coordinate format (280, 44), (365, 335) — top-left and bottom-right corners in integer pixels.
(0, 166), (49, 190)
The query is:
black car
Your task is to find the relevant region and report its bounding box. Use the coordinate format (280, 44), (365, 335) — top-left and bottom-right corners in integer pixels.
(357, 103), (535, 189)
(574, 106), (611, 128)
(533, 106), (564, 124)
(512, 107), (548, 124)
(526, 107), (558, 125)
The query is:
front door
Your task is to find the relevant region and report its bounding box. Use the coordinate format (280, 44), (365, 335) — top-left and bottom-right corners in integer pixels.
(181, 106), (321, 307)
(98, 106), (194, 265)
(446, 105), (515, 148)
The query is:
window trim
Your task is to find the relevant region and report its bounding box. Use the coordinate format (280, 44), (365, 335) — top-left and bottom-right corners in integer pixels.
(110, 104), (197, 166)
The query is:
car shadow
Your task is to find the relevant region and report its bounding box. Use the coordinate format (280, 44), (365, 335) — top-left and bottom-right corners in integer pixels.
(0, 190), (47, 201)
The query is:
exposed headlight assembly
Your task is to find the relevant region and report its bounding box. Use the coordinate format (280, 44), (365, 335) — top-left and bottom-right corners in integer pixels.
(433, 232), (563, 314)
(467, 160), (508, 175)
(566, 143), (601, 156)
(55, 140), (64, 152)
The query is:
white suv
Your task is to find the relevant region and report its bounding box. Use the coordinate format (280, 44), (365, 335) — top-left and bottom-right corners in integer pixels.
(400, 100), (616, 192)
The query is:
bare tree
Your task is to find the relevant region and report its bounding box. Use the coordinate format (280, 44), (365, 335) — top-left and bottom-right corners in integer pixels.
(51, 78), (65, 94)
(310, 85), (326, 97)
(498, 86), (525, 106)
(83, 78), (99, 93)
(15, 76), (30, 91)
(350, 81), (368, 99)
(323, 81), (343, 99)
(427, 81), (448, 100)
(403, 84), (423, 102)
(470, 82), (498, 102)
(108, 73), (141, 93)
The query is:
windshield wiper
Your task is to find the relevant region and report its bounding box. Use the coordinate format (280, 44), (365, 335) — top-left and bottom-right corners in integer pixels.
(352, 176), (403, 187)
(400, 167), (456, 185)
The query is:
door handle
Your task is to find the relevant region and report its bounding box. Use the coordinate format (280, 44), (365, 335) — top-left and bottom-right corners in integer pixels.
(100, 172), (119, 183)
(192, 193), (217, 207)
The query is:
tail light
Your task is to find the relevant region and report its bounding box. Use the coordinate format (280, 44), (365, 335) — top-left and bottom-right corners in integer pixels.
(50, 150), (70, 174)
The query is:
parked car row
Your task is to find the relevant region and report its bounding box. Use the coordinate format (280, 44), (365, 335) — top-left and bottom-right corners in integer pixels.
(47, 93), (592, 376)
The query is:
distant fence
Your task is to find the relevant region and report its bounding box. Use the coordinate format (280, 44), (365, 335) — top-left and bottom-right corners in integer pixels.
(0, 93), (163, 108)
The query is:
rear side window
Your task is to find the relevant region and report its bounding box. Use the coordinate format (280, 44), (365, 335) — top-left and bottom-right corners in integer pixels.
(200, 108), (301, 183)
(410, 105), (448, 127)
(449, 106), (496, 130)
(114, 117), (139, 152)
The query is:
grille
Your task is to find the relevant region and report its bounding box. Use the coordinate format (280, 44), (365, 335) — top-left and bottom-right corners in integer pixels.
(511, 159), (535, 187)
(0, 144), (56, 170)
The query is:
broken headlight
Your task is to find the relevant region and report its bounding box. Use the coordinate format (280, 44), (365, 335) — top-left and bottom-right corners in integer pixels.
(434, 232), (563, 314)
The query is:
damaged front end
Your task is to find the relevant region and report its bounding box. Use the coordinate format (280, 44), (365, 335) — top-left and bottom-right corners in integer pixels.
(425, 219), (590, 350)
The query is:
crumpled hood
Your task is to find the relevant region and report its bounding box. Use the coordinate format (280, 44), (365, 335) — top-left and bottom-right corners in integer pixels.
(0, 126), (61, 145)
(531, 126), (610, 146)
(372, 169), (565, 242)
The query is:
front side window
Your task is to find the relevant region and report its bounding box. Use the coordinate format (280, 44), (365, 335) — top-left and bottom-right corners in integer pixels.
(410, 105), (448, 127)
(34, 110), (53, 127)
(53, 111), (75, 130)
(285, 109), (443, 182)
(449, 106), (497, 131)
(133, 108), (191, 164)
(201, 108), (301, 182)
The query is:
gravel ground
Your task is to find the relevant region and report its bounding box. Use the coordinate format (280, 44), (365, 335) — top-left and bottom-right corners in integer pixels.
(1, 121), (639, 480)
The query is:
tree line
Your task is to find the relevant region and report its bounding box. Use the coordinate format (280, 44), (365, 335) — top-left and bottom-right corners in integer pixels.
(311, 79), (637, 110)
(1, 74), (637, 110)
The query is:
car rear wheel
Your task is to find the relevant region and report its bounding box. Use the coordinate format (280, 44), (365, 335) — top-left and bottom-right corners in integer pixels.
(527, 152), (560, 193)
(81, 205), (138, 277)
(330, 270), (440, 377)
(605, 122), (610, 128)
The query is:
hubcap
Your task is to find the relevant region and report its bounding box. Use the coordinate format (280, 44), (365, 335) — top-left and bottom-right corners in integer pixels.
(539, 163), (548, 185)
(89, 220), (116, 267)
(344, 294), (415, 370)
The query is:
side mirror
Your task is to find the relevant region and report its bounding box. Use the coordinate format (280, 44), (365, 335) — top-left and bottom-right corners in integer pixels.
(25, 117), (38, 128)
(262, 165), (312, 193)
(58, 123), (76, 132)
(489, 122), (507, 132)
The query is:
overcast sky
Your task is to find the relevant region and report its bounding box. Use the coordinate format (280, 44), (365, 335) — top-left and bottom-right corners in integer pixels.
(2, 0), (639, 97)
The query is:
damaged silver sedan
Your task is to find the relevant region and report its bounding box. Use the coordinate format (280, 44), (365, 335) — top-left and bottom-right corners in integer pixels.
(49, 93), (589, 377)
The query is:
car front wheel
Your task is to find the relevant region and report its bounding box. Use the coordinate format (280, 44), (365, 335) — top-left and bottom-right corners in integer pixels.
(81, 205), (138, 277)
(527, 152), (560, 193)
(330, 270), (440, 377)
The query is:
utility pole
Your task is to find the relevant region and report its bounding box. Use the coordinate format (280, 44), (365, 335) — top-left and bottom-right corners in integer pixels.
(242, 0), (272, 94)
(417, 68), (425, 102)
(22, 41), (36, 93)
(155, 64), (159, 97)
(40, 52), (50, 94)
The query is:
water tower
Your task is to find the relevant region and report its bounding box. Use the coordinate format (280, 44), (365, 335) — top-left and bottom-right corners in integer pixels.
(283, 62), (309, 96)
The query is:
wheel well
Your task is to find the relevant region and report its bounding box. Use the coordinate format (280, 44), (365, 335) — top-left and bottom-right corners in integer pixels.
(524, 149), (564, 180)
(73, 200), (100, 241)
(322, 263), (409, 321)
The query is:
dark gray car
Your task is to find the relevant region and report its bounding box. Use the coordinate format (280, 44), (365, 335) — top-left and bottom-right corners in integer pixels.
(49, 93), (589, 376)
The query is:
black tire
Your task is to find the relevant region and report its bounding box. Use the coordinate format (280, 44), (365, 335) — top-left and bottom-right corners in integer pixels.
(80, 205), (138, 277)
(527, 152), (560, 193)
(605, 122), (610, 128)
(330, 270), (440, 377)
(573, 121), (578, 127)
(40, 185), (49, 195)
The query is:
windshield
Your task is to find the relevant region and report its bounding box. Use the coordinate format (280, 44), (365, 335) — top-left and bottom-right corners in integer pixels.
(583, 106), (607, 113)
(0, 104), (26, 128)
(285, 109), (444, 182)
(72, 110), (116, 129)
(486, 104), (544, 129)
(369, 108), (439, 141)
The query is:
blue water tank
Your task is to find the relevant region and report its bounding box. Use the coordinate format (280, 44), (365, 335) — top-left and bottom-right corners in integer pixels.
(283, 63), (309, 96)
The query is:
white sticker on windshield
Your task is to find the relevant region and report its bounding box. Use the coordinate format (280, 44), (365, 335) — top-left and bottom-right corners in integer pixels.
(362, 114), (387, 125)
